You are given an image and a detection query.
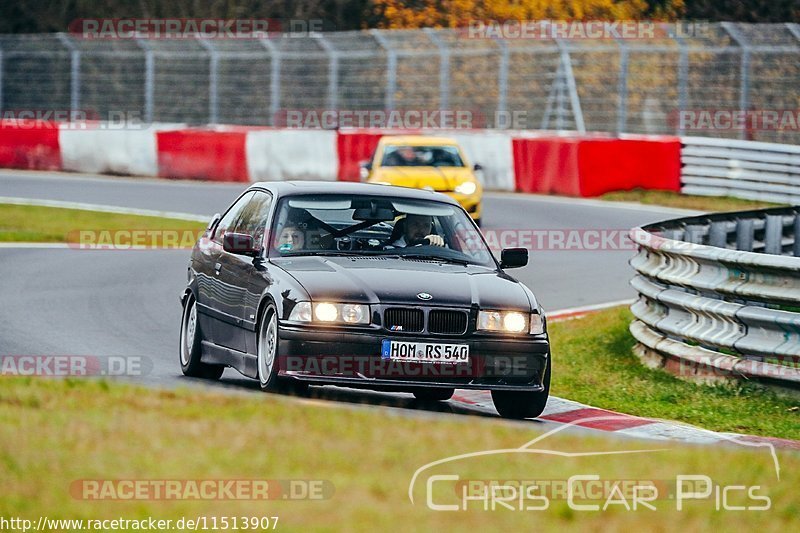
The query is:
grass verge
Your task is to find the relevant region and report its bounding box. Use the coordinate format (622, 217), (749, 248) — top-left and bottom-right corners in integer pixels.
(1, 377), (798, 529)
(550, 307), (800, 440)
(0, 203), (203, 243)
(599, 189), (785, 212)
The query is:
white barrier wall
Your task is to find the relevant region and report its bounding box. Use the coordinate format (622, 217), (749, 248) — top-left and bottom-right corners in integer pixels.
(246, 130), (339, 182)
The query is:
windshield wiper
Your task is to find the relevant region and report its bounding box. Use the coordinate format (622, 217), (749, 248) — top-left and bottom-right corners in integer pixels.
(400, 253), (472, 266)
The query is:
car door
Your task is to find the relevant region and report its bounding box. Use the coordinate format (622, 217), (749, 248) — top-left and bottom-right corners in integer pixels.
(197, 191), (255, 347)
(214, 190), (273, 353)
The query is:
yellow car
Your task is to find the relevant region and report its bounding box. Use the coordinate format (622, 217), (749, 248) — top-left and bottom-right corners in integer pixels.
(361, 136), (483, 226)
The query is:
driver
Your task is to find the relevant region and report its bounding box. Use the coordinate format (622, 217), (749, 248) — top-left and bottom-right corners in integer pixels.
(276, 225), (305, 252)
(391, 214), (444, 247)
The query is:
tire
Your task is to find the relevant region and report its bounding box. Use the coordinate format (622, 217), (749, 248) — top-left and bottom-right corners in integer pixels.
(491, 360), (551, 419)
(257, 304), (283, 392)
(180, 294), (224, 380)
(413, 388), (454, 402)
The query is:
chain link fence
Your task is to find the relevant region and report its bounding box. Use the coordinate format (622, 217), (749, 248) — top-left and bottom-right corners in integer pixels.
(1, 23), (799, 143)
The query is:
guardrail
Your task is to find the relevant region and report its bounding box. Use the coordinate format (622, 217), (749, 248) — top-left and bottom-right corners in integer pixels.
(680, 136), (800, 205)
(629, 207), (800, 390)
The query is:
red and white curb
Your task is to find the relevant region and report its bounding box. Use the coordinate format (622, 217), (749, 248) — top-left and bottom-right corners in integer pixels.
(451, 390), (800, 450)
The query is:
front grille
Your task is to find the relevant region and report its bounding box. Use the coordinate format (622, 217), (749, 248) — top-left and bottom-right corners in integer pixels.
(428, 310), (468, 335)
(384, 308), (424, 333)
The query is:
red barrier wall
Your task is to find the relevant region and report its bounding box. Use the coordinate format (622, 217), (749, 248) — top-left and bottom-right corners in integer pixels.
(0, 120), (61, 170)
(156, 129), (249, 182)
(512, 136), (681, 196)
(578, 137), (681, 196)
(512, 137), (581, 195)
(336, 131), (383, 181)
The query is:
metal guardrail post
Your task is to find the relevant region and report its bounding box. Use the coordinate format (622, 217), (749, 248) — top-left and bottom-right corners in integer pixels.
(259, 38), (281, 126)
(424, 29), (450, 111)
(370, 30), (396, 112)
(317, 35), (339, 112)
(133, 35), (154, 124)
(196, 37), (219, 124)
(764, 215), (784, 255)
(56, 33), (81, 114)
(709, 221), (728, 248)
(721, 23), (751, 141)
(736, 218), (754, 252)
(793, 213), (800, 257)
(615, 38), (629, 135)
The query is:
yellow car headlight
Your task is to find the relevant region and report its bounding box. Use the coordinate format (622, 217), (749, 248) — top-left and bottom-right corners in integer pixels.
(454, 181), (477, 195)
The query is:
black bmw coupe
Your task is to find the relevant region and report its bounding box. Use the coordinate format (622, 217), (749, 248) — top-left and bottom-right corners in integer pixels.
(180, 181), (550, 418)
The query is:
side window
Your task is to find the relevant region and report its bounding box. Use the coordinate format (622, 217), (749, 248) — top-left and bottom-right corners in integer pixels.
(234, 191), (273, 251)
(213, 191), (255, 244)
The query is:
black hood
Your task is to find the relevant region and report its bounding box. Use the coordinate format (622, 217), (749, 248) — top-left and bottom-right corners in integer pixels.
(272, 256), (534, 310)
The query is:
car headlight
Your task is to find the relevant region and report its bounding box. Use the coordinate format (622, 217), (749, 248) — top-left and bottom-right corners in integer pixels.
(477, 310), (528, 333)
(530, 313), (545, 335)
(289, 302), (370, 325)
(454, 181), (477, 195)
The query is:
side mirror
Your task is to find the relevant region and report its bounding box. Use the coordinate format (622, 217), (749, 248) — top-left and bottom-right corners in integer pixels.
(207, 212), (221, 232)
(500, 247), (528, 269)
(359, 161), (372, 181)
(473, 163), (483, 171)
(223, 232), (258, 256)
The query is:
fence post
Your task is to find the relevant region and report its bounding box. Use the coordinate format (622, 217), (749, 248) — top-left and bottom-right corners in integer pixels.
(371, 30), (396, 112)
(615, 38), (629, 135)
(494, 37), (509, 129)
(259, 38), (281, 126)
(196, 37), (219, 124)
(133, 36), (154, 124)
(721, 23), (750, 141)
(317, 35), (339, 112)
(424, 29), (450, 111)
(0, 46), (3, 112)
(56, 33), (81, 115)
(555, 39), (585, 132)
(674, 33), (689, 136)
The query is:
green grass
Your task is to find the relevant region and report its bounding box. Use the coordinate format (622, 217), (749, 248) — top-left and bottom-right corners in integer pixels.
(1, 377), (799, 530)
(599, 189), (785, 212)
(550, 307), (800, 440)
(0, 203), (203, 244)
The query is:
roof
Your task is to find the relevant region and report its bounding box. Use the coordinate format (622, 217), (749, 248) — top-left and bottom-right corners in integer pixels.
(249, 180), (459, 204)
(377, 135), (459, 146)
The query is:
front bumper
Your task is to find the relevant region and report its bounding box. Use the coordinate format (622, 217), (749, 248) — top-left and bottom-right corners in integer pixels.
(277, 325), (549, 392)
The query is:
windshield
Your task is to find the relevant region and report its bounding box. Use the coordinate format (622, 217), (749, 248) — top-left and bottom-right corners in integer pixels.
(269, 194), (495, 268)
(380, 145), (464, 167)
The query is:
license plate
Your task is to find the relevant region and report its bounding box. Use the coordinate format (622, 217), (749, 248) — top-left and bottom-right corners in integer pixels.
(381, 339), (469, 364)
